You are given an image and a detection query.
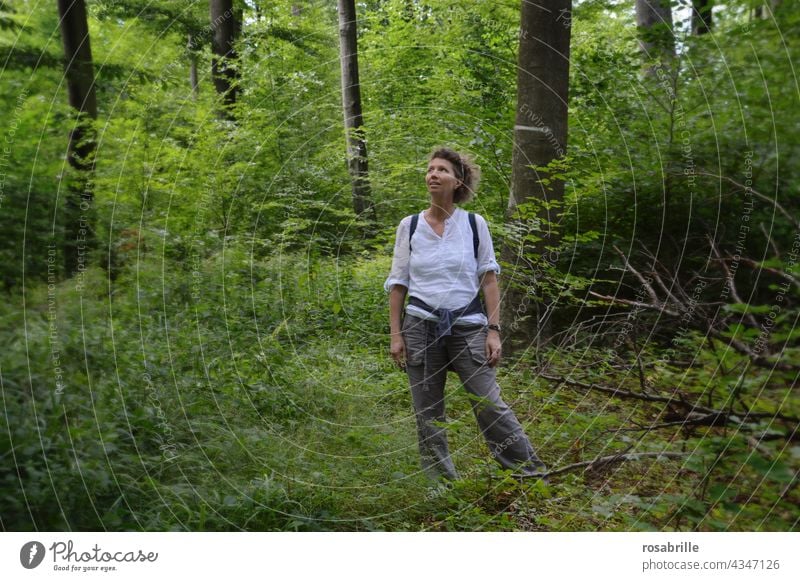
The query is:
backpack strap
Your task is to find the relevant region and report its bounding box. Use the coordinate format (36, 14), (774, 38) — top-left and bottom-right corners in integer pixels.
(408, 211), (479, 259)
(468, 212), (479, 259)
(408, 213), (419, 253)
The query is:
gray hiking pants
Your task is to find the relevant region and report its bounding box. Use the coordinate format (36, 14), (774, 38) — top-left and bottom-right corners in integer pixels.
(402, 313), (547, 481)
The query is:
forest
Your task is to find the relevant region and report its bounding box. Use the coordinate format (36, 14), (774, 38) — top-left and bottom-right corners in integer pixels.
(0, 0), (798, 531)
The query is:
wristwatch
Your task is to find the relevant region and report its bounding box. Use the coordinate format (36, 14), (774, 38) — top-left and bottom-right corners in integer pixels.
(487, 324), (501, 333)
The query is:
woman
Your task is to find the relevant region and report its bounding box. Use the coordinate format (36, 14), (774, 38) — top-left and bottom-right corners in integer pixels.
(384, 147), (548, 482)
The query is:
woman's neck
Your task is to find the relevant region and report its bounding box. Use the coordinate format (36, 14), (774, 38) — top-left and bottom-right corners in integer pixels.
(426, 200), (456, 222)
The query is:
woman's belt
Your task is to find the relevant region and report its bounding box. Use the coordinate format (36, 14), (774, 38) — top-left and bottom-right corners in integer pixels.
(408, 295), (484, 342)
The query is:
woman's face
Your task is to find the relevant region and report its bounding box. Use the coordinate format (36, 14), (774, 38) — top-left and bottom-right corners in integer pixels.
(426, 157), (460, 198)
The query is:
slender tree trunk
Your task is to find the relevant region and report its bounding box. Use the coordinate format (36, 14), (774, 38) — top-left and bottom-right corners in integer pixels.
(209, 0), (238, 117)
(756, 1), (782, 18)
(57, 0), (98, 278)
(635, 0), (674, 73)
(188, 35), (199, 98)
(337, 0), (376, 225)
(691, 0), (713, 36)
(234, 6), (242, 41)
(502, 0), (571, 351)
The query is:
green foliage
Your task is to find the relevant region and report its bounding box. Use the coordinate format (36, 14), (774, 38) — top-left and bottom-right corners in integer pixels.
(1, 0), (798, 532)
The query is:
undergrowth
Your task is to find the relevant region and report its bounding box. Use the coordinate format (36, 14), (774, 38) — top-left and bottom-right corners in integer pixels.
(1, 249), (797, 531)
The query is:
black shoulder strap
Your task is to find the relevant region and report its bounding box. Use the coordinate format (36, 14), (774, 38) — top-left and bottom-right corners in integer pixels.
(468, 212), (479, 259)
(408, 214), (419, 253)
(409, 212), (479, 258)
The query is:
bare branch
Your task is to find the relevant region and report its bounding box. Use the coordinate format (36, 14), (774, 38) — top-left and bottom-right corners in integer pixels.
(613, 245), (660, 305)
(724, 256), (800, 291)
(760, 222), (781, 258)
(637, 244), (686, 308)
(587, 290), (681, 317)
(538, 372), (800, 423)
(651, 268), (683, 310)
(708, 235), (760, 329)
(616, 417), (800, 438)
(692, 170), (800, 230)
(585, 291), (795, 371)
(515, 452), (688, 479)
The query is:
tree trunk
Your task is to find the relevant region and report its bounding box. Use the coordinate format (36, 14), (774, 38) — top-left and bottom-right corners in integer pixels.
(57, 0), (98, 278)
(756, 1), (782, 18)
(691, 0), (712, 36)
(635, 0), (674, 73)
(209, 0), (238, 116)
(502, 0), (571, 351)
(188, 35), (199, 98)
(337, 0), (376, 225)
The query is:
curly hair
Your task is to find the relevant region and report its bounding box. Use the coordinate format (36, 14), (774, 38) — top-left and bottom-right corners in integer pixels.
(429, 147), (481, 204)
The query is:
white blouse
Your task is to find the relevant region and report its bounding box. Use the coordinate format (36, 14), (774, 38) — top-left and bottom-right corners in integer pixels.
(383, 207), (501, 326)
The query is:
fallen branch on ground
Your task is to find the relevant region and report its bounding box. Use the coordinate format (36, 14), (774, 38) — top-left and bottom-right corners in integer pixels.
(515, 451), (688, 479)
(538, 372), (800, 424)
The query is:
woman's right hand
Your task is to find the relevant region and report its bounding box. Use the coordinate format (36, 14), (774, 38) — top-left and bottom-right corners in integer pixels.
(390, 335), (407, 369)
(388, 285), (408, 369)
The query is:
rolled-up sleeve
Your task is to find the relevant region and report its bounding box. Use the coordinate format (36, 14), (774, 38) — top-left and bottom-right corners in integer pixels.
(384, 217), (411, 292)
(476, 214), (501, 276)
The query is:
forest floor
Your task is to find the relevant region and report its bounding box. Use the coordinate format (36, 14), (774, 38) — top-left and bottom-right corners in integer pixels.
(2, 250), (798, 531)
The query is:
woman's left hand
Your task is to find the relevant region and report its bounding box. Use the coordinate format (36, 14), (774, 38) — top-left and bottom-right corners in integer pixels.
(485, 331), (502, 367)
